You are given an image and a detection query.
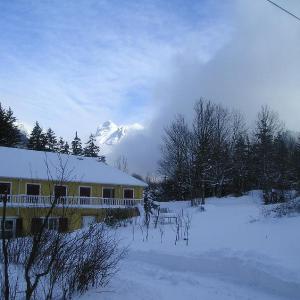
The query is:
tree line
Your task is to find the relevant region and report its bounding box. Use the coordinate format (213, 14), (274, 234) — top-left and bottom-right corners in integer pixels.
(158, 99), (300, 203)
(0, 102), (105, 160)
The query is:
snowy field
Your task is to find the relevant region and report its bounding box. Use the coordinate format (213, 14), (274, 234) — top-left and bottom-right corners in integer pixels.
(80, 192), (300, 300)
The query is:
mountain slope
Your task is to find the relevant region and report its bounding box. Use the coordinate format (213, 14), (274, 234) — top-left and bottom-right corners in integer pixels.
(95, 120), (143, 151)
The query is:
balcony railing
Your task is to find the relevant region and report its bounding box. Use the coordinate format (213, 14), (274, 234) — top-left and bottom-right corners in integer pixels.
(0, 194), (143, 208)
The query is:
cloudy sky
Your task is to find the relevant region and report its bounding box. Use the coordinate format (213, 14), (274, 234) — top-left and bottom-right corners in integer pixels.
(1, 0), (300, 175)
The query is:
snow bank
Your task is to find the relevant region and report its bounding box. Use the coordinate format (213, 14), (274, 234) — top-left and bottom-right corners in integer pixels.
(80, 193), (300, 300)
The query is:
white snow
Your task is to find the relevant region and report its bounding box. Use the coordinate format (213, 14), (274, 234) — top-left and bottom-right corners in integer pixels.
(0, 146), (147, 187)
(79, 192), (300, 300)
(94, 120), (144, 153)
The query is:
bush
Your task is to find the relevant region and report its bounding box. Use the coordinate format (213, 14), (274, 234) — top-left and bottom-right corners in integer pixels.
(262, 197), (300, 217)
(263, 189), (294, 205)
(0, 224), (126, 299)
(104, 208), (139, 227)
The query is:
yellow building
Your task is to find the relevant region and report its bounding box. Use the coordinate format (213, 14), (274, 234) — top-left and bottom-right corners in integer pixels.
(0, 146), (146, 237)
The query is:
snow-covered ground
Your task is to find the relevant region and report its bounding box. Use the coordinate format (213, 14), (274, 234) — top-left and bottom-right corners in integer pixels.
(80, 192), (300, 300)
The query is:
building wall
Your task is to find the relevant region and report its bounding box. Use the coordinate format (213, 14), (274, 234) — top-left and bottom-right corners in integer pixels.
(0, 206), (140, 234)
(0, 177), (144, 234)
(0, 177), (144, 199)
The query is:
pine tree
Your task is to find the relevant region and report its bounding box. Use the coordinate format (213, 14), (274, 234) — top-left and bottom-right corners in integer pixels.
(57, 137), (70, 154)
(27, 122), (47, 151)
(273, 132), (295, 197)
(0, 103), (21, 147)
(83, 134), (100, 157)
(45, 128), (58, 152)
(293, 136), (300, 191)
(62, 142), (70, 154)
(71, 131), (83, 156)
(58, 137), (65, 152)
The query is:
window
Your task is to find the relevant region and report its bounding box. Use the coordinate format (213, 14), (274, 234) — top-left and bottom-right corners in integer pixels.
(0, 218), (16, 239)
(123, 188), (134, 199)
(103, 188), (115, 198)
(26, 184), (40, 196)
(80, 187), (91, 197)
(46, 218), (59, 231)
(0, 182), (11, 195)
(48, 218), (59, 231)
(54, 185), (67, 199)
(31, 217), (67, 233)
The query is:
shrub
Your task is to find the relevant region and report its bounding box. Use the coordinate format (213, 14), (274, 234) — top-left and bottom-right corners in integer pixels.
(104, 208), (139, 227)
(0, 224), (126, 299)
(262, 197), (300, 217)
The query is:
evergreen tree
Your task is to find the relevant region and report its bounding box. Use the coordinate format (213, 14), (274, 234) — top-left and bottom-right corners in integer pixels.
(45, 128), (58, 152)
(27, 122), (46, 151)
(83, 134), (100, 157)
(58, 137), (65, 152)
(274, 133), (288, 183)
(0, 103), (21, 147)
(58, 137), (70, 154)
(62, 142), (70, 154)
(293, 136), (300, 184)
(71, 131), (83, 155)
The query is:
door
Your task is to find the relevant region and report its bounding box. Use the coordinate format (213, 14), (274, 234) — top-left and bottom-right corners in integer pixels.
(82, 216), (96, 228)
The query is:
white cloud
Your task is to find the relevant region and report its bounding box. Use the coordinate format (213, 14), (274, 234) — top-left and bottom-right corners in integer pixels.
(0, 0), (229, 140)
(108, 0), (300, 175)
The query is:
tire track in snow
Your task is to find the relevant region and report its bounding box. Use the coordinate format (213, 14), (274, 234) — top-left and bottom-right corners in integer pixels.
(127, 250), (300, 300)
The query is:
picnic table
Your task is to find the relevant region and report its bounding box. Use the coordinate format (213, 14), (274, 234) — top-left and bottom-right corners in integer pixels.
(153, 208), (177, 224)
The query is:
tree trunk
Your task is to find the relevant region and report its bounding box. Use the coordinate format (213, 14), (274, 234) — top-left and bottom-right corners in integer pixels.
(1, 192), (10, 300)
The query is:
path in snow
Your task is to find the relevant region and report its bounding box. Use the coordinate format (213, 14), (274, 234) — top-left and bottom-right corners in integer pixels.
(80, 194), (300, 300)
(126, 250), (300, 300)
(82, 249), (300, 300)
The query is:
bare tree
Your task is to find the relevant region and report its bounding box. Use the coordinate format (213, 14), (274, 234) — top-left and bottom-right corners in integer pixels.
(208, 104), (233, 197)
(1, 191), (10, 300)
(115, 155), (129, 173)
(231, 111), (250, 195)
(1, 152), (126, 299)
(159, 114), (192, 200)
(191, 99), (216, 203)
(253, 106), (282, 202)
(183, 213), (192, 246)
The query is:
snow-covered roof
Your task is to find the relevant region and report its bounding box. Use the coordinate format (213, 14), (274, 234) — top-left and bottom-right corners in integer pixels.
(0, 147), (147, 187)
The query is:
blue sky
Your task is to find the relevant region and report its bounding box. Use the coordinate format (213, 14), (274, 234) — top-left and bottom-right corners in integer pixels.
(2, 0), (300, 174)
(0, 0), (231, 139)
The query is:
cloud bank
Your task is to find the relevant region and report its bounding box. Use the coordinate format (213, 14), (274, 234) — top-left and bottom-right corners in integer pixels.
(1, 0), (300, 176)
(110, 0), (300, 175)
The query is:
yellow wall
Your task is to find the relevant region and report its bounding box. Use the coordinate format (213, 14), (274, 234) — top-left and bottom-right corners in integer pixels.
(0, 177), (144, 199)
(0, 206), (139, 234)
(0, 176), (144, 234)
